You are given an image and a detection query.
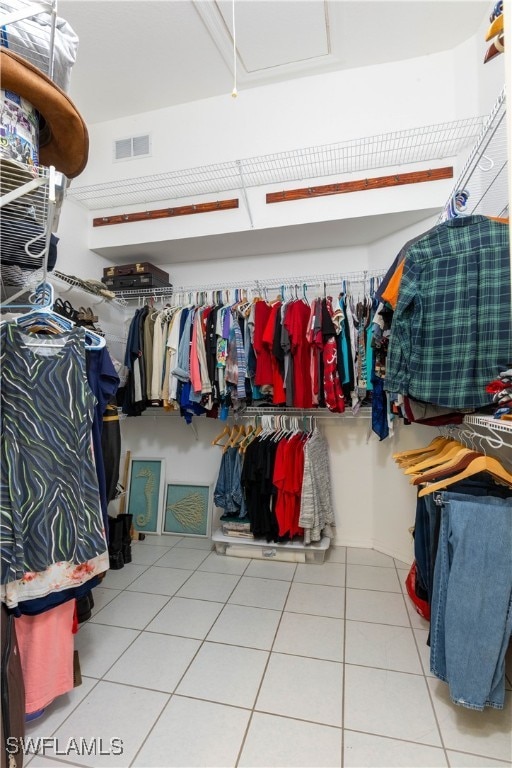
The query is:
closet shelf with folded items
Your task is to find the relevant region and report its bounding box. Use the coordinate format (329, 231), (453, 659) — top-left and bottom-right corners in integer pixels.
(395, 431), (512, 713)
(0, 162), (57, 302)
(211, 414), (334, 563)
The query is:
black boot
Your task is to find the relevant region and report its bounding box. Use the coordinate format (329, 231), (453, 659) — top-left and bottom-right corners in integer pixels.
(76, 592), (94, 623)
(108, 516), (125, 570)
(118, 513), (133, 564)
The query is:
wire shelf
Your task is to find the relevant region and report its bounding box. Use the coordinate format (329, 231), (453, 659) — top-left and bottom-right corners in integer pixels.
(106, 286), (174, 302)
(67, 118), (484, 211)
(463, 414), (512, 435)
(173, 269), (386, 299)
(51, 270), (128, 306)
(439, 89), (508, 221)
(0, 0), (57, 79)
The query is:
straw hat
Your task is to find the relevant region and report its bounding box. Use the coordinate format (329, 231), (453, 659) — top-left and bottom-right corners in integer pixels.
(0, 48), (88, 178)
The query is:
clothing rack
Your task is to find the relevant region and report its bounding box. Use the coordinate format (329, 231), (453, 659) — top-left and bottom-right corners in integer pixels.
(172, 268), (386, 304)
(242, 406), (371, 420)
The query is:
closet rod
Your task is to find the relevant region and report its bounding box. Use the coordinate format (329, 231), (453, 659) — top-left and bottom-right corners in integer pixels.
(173, 268), (386, 295)
(242, 406), (371, 419)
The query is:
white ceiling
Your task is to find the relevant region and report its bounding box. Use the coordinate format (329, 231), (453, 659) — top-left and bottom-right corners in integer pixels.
(59, 0), (489, 125)
(56, 0), (488, 263)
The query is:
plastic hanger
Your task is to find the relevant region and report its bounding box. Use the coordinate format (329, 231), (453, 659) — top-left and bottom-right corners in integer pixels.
(14, 282), (105, 350)
(418, 455), (512, 497)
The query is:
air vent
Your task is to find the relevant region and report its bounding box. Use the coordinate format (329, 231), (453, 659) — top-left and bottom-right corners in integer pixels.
(114, 135), (151, 161)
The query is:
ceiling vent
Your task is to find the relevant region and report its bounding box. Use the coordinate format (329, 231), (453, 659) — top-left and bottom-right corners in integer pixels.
(114, 134), (151, 161)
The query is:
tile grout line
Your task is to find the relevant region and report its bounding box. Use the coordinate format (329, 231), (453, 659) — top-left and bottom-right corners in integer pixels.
(393, 557), (450, 762)
(129, 551), (254, 768)
(341, 552), (347, 768)
(234, 561), (298, 768)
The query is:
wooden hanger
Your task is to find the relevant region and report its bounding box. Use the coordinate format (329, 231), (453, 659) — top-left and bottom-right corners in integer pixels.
(239, 424), (263, 453)
(418, 455), (512, 497)
(223, 425), (246, 453)
(211, 424), (231, 447)
(403, 440), (465, 475)
(395, 438), (456, 470)
(410, 449), (481, 484)
(238, 424), (255, 453)
(392, 436), (450, 462)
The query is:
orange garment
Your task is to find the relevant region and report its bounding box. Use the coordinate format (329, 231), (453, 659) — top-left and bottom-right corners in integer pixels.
(15, 599), (74, 714)
(382, 217), (507, 310)
(381, 258), (405, 309)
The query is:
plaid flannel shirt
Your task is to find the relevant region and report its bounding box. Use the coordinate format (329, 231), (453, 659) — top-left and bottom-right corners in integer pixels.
(385, 216), (511, 409)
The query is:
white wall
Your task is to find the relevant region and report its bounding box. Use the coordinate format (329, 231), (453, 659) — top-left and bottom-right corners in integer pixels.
(79, 47), (459, 186)
(55, 198), (111, 277)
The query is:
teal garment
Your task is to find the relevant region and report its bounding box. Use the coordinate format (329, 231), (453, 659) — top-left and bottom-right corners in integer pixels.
(366, 323), (373, 391)
(251, 384), (264, 400)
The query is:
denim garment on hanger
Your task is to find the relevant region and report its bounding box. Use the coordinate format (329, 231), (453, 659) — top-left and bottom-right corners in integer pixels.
(430, 491), (512, 710)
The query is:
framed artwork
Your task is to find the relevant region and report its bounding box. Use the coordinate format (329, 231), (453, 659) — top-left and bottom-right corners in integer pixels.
(162, 482), (211, 538)
(126, 457), (165, 535)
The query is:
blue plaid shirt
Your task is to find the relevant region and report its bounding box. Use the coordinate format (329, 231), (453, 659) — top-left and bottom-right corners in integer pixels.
(385, 216), (511, 409)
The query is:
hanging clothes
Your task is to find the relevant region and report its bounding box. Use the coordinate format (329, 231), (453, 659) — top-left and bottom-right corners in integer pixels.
(299, 428), (336, 543)
(0, 323), (109, 608)
(385, 216), (511, 410)
(15, 599), (75, 715)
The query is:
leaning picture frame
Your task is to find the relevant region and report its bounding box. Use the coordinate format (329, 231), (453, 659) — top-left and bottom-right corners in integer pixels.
(162, 482), (212, 538)
(125, 457), (165, 535)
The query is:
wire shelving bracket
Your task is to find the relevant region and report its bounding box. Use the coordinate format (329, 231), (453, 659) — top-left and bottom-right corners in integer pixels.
(438, 88), (508, 221)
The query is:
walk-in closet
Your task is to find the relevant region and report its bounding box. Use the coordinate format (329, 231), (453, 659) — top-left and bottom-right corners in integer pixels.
(1, 1), (511, 766)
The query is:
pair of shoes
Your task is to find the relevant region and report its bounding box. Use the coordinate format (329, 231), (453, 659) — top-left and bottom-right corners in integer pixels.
(108, 514), (133, 569)
(119, 513), (133, 564)
(76, 592), (95, 623)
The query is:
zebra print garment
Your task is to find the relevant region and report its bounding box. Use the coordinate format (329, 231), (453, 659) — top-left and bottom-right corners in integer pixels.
(1, 323), (108, 589)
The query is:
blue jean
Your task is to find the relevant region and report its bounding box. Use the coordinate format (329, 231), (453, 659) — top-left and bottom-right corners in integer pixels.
(430, 491), (512, 710)
(415, 474), (512, 606)
(214, 447), (246, 518)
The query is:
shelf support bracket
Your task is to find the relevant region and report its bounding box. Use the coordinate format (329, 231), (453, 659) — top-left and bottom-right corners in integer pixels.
(236, 160), (254, 229)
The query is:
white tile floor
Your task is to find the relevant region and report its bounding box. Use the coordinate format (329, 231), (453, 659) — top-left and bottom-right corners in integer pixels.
(24, 539), (512, 768)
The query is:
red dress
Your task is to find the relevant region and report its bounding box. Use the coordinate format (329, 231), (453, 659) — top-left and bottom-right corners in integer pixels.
(284, 301), (313, 408)
(273, 435), (305, 538)
(253, 301), (273, 386)
(262, 302), (286, 404)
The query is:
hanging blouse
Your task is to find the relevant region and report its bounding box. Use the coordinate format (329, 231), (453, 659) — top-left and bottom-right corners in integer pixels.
(0, 324), (109, 606)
